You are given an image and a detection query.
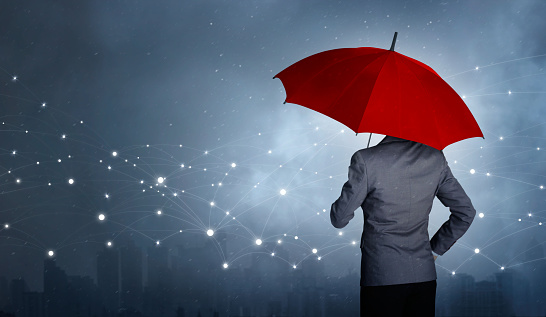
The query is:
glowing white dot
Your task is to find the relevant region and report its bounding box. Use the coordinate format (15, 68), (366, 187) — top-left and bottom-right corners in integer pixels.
(271, 252), (275, 256)
(4, 224), (9, 229)
(218, 182), (222, 186)
(318, 257), (322, 260)
(341, 129), (345, 133)
(61, 134), (66, 139)
(470, 169), (475, 174)
(12, 76), (17, 81)
(452, 271), (456, 275)
(204, 151), (208, 155)
(112, 151), (118, 157)
(36, 162), (40, 165)
(312, 248), (318, 254)
(475, 66), (479, 70)
(537, 147), (540, 151)
(284, 234), (287, 236)
(48, 250), (54, 257)
(223, 263), (228, 269)
(231, 163), (236, 168)
(293, 265), (297, 269)
(508, 90), (512, 95)
(352, 241), (356, 245)
(539, 222), (543, 226)
(280, 189), (287, 195)
(210, 202), (215, 206)
(338, 232), (343, 236)
(486, 173), (491, 176)
(501, 266), (505, 270)
(255, 239), (262, 245)
(157, 210), (162, 215)
(156, 240), (160, 245)
(105, 194), (109, 199)
(277, 240), (282, 244)
(15, 179), (21, 184)
(157, 177), (164, 184)
(518, 218), (522, 222)
(462, 95), (466, 99)
(540, 185), (544, 190)
(12, 150), (16, 155)
(500, 136), (504, 140)
(315, 126), (319, 130)
(294, 236), (298, 240)
(68, 179), (74, 185)
(98, 214), (105, 221)
(474, 248), (480, 254)
(479, 213), (484, 218)
(107, 166), (112, 170)
(268, 150), (272, 154)
(180, 164), (185, 168)
(107, 241), (112, 247)
(207, 229), (214, 236)
(528, 213), (532, 217)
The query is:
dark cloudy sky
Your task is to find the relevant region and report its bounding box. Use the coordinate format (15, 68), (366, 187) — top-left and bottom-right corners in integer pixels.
(1, 0), (546, 307)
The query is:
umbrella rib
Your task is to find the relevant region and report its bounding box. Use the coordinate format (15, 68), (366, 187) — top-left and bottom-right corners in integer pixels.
(324, 53), (389, 127)
(288, 49), (384, 101)
(354, 54), (393, 133)
(397, 58), (444, 148)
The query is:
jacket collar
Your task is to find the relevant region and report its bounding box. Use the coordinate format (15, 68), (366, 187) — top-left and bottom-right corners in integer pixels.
(378, 135), (409, 145)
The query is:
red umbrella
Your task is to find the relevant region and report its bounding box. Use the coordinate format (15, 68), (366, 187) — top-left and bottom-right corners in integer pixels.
(273, 32), (483, 150)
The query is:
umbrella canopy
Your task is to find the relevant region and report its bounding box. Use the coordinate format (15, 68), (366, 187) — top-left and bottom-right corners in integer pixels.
(273, 32), (483, 150)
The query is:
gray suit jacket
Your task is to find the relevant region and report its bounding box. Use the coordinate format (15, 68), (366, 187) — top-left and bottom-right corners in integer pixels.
(330, 136), (476, 286)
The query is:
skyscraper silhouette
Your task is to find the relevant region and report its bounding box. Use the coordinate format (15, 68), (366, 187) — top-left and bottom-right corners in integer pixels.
(97, 245), (120, 315)
(120, 240), (143, 311)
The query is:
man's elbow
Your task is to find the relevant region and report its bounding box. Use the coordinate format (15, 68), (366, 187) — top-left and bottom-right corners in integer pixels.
(331, 220), (347, 229)
(330, 212), (347, 228)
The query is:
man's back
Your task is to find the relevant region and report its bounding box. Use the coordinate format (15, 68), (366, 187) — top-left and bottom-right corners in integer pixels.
(330, 135), (476, 286)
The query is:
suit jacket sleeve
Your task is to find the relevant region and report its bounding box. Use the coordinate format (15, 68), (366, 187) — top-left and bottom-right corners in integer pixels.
(330, 151), (368, 229)
(430, 160), (476, 255)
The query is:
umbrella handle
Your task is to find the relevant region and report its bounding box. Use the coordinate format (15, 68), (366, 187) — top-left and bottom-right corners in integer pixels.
(367, 133), (373, 148)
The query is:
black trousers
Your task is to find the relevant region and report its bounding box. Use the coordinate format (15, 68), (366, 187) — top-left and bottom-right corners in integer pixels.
(360, 280), (436, 317)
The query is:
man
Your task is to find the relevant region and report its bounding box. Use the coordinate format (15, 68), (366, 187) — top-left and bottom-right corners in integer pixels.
(330, 135), (476, 317)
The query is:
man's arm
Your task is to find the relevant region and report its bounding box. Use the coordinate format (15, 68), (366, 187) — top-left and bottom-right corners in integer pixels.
(430, 161), (476, 255)
(330, 151), (368, 229)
